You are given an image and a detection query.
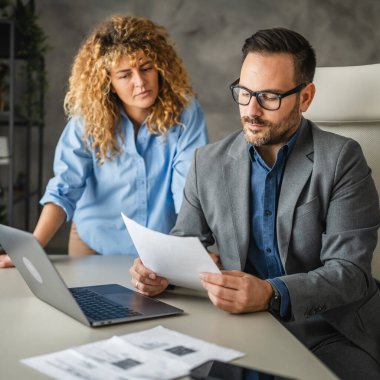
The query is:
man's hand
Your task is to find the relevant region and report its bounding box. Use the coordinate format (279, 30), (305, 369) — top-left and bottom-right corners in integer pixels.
(199, 270), (273, 314)
(129, 258), (169, 297)
(0, 254), (14, 268)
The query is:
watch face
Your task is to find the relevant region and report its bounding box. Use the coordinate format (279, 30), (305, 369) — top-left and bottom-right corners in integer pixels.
(269, 291), (281, 314)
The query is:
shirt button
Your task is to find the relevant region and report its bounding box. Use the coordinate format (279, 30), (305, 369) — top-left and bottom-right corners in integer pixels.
(266, 248), (272, 253)
(264, 210), (272, 216)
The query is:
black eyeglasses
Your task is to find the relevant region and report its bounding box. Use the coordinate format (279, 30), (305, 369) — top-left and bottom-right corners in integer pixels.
(229, 79), (306, 111)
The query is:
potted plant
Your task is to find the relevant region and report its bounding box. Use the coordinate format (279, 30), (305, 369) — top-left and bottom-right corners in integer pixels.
(0, 0), (48, 122)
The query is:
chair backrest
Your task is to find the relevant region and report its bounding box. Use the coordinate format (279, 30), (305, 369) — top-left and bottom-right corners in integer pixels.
(304, 63), (380, 280)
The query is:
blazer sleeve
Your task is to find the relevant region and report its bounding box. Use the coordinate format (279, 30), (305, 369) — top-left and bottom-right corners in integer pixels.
(280, 138), (380, 321)
(170, 149), (215, 249)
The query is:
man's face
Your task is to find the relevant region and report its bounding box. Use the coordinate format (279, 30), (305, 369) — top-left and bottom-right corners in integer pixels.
(239, 52), (303, 147)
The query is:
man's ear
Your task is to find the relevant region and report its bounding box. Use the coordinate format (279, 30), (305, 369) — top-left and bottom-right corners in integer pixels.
(300, 82), (316, 113)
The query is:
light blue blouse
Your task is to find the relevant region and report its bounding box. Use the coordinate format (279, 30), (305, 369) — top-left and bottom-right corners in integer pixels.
(40, 98), (208, 255)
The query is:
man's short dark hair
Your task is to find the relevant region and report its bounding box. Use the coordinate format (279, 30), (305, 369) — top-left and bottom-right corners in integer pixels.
(242, 28), (316, 84)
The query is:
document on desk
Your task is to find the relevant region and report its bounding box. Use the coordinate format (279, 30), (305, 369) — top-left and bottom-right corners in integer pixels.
(22, 326), (245, 380)
(122, 213), (221, 290)
(120, 325), (245, 368)
(22, 337), (190, 380)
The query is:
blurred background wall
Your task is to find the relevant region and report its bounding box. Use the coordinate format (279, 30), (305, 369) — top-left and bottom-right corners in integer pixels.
(35, 0), (380, 253)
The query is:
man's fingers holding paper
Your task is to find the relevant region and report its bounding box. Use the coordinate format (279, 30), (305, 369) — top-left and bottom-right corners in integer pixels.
(200, 270), (272, 314)
(0, 254), (14, 268)
(129, 258), (168, 296)
(130, 257), (156, 280)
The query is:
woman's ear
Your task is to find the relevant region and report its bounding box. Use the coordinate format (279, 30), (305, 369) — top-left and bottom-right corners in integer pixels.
(300, 82), (316, 113)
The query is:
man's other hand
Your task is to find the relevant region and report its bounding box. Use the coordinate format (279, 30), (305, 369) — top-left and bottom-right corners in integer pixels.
(200, 270), (273, 314)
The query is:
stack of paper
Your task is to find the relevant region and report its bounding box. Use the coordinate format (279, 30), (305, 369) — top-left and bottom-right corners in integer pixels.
(22, 326), (245, 379)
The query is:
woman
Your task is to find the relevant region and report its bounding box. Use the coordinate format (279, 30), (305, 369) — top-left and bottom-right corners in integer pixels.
(0, 14), (207, 266)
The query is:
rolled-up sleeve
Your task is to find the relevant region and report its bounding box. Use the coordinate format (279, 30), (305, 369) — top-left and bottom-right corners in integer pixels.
(40, 117), (93, 221)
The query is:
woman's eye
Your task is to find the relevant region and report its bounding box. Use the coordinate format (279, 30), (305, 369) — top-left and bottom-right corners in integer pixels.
(118, 73), (132, 79)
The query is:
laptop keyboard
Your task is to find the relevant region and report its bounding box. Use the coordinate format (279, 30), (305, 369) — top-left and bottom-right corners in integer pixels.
(70, 288), (142, 321)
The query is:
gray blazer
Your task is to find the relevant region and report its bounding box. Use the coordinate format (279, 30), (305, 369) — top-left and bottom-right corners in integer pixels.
(172, 119), (380, 363)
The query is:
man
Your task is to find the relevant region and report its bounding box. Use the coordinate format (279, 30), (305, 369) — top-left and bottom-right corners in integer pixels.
(130, 28), (380, 378)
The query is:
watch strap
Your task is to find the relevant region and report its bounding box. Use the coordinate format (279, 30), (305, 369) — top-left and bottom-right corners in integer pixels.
(267, 280), (281, 315)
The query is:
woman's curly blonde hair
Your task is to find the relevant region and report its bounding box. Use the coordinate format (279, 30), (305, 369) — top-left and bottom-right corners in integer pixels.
(64, 15), (194, 163)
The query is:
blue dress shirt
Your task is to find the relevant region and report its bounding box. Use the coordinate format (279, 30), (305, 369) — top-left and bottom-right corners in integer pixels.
(245, 122), (303, 318)
(40, 98), (208, 255)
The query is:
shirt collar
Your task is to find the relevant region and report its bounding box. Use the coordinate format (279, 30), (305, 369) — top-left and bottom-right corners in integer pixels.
(119, 104), (132, 123)
(119, 103), (148, 128)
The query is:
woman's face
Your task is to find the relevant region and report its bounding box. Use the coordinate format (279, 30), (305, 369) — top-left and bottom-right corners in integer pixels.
(110, 51), (159, 123)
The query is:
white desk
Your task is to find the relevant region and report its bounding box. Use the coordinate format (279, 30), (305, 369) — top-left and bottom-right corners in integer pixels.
(0, 255), (337, 379)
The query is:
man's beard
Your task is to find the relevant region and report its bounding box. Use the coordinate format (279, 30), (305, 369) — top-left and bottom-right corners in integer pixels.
(241, 98), (301, 146)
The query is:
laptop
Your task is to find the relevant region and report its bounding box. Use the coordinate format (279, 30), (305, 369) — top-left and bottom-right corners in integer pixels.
(0, 224), (183, 327)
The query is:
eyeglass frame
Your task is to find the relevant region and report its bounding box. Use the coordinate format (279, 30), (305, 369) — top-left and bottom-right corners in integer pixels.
(229, 79), (307, 111)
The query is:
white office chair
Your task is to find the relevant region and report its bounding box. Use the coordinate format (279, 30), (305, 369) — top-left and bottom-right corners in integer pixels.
(304, 63), (380, 281)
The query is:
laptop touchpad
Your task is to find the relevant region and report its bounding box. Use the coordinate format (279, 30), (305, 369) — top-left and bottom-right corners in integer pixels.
(104, 292), (153, 310)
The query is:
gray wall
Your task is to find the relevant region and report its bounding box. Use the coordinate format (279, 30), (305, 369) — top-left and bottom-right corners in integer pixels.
(36, 0), (380, 252)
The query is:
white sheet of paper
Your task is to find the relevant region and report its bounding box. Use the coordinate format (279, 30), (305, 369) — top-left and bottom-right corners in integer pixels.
(22, 327), (245, 380)
(74, 336), (190, 379)
(22, 349), (131, 380)
(22, 337), (189, 380)
(121, 325), (245, 367)
(122, 213), (221, 290)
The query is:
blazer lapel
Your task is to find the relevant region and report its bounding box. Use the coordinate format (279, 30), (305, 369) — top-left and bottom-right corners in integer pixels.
(277, 121), (314, 265)
(223, 132), (251, 270)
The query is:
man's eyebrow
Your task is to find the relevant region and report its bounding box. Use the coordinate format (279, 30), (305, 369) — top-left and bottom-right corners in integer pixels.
(240, 84), (284, 93)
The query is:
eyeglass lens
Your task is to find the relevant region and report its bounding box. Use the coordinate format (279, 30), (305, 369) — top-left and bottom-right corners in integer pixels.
(232, 87), (281, 110)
